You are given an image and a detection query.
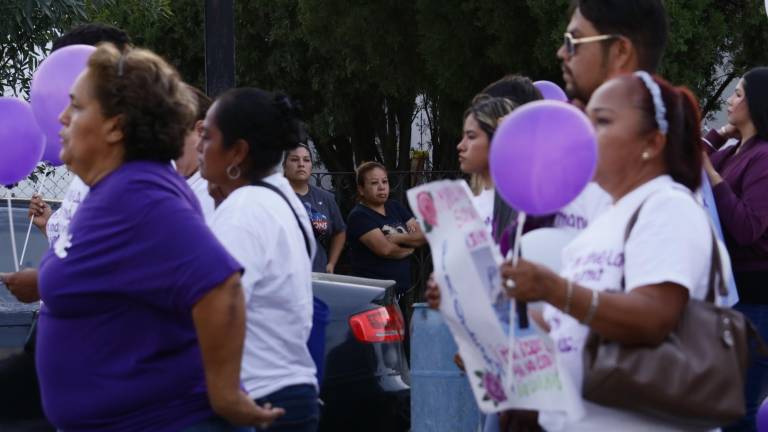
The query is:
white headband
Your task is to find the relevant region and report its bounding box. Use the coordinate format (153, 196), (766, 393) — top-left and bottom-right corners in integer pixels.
(634, 71), (668, 135)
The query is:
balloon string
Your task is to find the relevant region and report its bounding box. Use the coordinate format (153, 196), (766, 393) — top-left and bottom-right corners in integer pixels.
(19, 168), (47, 267)
(7, 196), (19, 272)
(506, 211), (527, 392)
(511, 212), (526, 266)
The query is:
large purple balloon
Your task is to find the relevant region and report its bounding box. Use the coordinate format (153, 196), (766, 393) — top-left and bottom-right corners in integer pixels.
(0, 98), (45, 185)
(534, 80), (568, 102)
(30, 44), (95, 166)
(490, 101), (596, 215)
(758, 397), (768, 431)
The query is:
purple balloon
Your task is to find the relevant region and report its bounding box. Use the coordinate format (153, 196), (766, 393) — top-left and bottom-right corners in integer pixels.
(758, 397), (768, 431)
(534, 80), (568, 102)
(30, 44), (95, 166)
(489, 101), (596, 215)
(0, 98), (45, 185)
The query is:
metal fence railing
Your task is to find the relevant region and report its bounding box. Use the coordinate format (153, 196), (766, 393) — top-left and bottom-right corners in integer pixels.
(0, 165), (74, 202)
(0, 166), (463, 306)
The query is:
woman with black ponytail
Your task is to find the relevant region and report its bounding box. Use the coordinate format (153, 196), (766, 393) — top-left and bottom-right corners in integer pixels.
(198, 88), (320, 431)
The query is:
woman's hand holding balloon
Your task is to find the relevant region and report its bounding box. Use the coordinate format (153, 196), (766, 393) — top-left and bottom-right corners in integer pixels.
(500, 258), (564, 304)
(28, 194), (52, 233)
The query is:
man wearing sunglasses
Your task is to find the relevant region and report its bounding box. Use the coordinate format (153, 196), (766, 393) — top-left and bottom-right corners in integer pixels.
(549, 0), (668, 238)
(548, 0), (669, 241)
(528, 3), (671, 431)
(557, 0), (668, 108)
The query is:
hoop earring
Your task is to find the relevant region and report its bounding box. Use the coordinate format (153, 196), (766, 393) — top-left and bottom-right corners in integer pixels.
(226, 165), (241, 180)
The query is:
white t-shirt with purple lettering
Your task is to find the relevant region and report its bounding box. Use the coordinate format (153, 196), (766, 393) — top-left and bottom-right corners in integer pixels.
(540, 175), (722, 431)
(46, 175), (89, 247)
(472, 188), (494, 233)
(553, 182), (612, 232)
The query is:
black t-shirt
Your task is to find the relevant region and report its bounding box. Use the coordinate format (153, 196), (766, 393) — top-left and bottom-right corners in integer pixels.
(347, 200), (414, 293)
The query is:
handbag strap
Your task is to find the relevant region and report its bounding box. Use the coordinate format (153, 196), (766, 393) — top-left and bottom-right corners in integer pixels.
(706, 231), (727, 302)
(253, 180), (312, 258)
(622, 194), (727, 304)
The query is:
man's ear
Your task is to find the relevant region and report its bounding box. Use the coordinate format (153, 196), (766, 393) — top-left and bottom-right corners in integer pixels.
(609, 36), (638, 75)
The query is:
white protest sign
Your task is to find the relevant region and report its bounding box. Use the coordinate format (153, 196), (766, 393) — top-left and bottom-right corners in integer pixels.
(408, 180), (583, 420)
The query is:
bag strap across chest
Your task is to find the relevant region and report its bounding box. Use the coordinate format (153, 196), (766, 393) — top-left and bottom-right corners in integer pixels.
(621, 194), (727, 303)
(253, 180), (312, 258)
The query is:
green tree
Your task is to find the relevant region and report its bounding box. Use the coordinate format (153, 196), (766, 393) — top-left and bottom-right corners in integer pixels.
(234, 0), (424, 172)
(81, 0), (204, 87)
(415, 0), (570, 170)
(0, 0), (191, 97)
(303, 0), (423, 171)
(689, 0), (768, 117)
(0, 0), (85, 97)
(661, 0), (729, 118)
(8, 0), (768, 172)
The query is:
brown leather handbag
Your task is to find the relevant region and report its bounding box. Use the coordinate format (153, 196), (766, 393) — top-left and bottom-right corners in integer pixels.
(582, 200), (764, 428)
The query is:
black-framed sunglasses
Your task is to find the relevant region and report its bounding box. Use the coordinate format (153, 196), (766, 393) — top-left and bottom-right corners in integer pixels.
(563, 32), (621, 57)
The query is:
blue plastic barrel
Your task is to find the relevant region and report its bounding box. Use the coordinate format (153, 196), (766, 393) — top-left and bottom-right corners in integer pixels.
(307, 297), (329, 384)
(411, 303), (482, 431)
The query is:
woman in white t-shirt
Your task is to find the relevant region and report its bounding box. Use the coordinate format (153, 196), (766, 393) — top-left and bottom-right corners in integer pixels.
(174, 85), (216, 221)
(457, 95), (517, 233)
(198, 88), (319, 432)
(454, 86), (547, 432)
(426, 84), (542, 309)
(501, 73), (729, 431)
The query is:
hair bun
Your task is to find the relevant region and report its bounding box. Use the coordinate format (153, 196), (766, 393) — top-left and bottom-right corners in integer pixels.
(272, 92), (307, 151)
(273, 92), (305, 122)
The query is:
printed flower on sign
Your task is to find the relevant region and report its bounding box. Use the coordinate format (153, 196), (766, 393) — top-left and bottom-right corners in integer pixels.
(474, 370), (507, 405)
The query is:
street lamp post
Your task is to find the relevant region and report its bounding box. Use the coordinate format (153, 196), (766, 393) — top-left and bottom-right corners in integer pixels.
(204, 0), (235, 97)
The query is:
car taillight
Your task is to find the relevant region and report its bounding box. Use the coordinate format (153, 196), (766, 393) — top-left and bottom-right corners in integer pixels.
(349, 305), (405, 343)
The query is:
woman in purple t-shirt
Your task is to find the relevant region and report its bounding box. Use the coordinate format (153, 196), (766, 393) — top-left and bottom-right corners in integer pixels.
(37, 44), (283, 431)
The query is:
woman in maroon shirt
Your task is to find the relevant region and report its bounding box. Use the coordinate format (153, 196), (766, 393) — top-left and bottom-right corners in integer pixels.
(703, 66), (768, 431)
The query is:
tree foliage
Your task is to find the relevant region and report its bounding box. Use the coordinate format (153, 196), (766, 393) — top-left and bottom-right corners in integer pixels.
(84, 0), (205, 88)
(4, 0), (768, 171)
(0, 0), (85, 97)
(0, 0), (189, 96)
